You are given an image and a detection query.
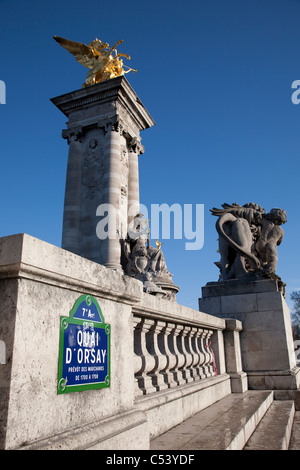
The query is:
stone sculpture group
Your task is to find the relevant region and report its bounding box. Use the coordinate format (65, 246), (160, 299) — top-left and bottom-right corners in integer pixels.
(123, 214), (179, 301)
(211, 202), (287, 286)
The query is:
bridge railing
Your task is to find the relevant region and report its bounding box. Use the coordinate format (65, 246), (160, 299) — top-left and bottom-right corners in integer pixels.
(132, 297), (246, 397)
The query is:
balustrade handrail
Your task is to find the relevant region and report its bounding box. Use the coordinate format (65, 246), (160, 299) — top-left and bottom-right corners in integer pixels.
(132, 302), (226, 331)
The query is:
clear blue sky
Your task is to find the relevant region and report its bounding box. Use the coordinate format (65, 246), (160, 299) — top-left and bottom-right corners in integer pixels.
(0, 0), (300, 310)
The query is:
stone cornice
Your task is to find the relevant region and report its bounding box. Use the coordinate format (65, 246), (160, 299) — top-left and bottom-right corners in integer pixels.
(51, 76), (155, 132)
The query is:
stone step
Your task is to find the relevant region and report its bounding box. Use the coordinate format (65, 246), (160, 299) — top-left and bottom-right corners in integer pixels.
(244, 400), (295, 450)
(274, 390), (300, 410)
(150, 390), (273, 450)
(289, 411), (300, 449)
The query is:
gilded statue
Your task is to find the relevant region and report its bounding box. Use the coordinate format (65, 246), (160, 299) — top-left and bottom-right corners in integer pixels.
(53, 35), (137, 87)
(155, 239), (165, 250)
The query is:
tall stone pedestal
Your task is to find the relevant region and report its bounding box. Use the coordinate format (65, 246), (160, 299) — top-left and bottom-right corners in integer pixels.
(199, 279), (300, 390)
(51, 77), (155, 271)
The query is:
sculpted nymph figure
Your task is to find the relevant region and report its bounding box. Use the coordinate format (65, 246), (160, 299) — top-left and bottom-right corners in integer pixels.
(255, 208), (287, 275)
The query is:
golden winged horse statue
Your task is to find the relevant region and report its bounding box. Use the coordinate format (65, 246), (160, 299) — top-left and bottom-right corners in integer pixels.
(53, 35), (137, 87)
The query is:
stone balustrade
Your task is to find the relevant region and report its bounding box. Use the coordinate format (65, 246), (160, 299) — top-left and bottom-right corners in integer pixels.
(133, 315), (220, 396)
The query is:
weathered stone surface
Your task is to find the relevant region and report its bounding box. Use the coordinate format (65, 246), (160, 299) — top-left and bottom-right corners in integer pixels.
(199, 279), (300, 390)
(150, 391), (274, 450)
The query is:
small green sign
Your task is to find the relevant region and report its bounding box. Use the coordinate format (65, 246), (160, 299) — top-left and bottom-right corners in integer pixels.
(58, 295), (110, 394)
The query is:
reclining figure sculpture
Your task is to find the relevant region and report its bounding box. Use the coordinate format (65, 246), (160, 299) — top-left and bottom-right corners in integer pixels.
(211, 202), (287, 287)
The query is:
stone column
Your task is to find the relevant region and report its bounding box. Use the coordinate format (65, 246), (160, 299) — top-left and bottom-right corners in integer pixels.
(127, 137), (144, 224)
(101, 117), (122, 271)
(61, 127), (82, 255)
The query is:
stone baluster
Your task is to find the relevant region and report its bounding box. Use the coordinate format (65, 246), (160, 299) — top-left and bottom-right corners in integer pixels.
(186, 327), (198, 381)
(202, 329), (213, 377)
(205, 330), (216, 376)
(157, 323), (178, 388)
(133, 316), (143, 395)
(199, 329), (210, 378)
(133, 317), (157, 396)
(178, 326), (194, 383)
(192, 327), (206, 380)
(146, 321), (168, 392)
(169, 324), (186, 386)
(189, 327), (201, 381)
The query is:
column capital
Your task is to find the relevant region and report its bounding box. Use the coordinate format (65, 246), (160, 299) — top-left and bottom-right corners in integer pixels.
(62, 126), (83, 144)
(98, 114), (125, 135)
(127, 136), (144, 155)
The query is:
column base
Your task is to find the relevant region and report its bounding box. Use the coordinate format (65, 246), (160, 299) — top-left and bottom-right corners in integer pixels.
(103, 262), (124, 273)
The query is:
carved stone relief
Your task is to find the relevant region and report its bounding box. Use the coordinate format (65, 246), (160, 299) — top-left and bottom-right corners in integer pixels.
(82, 137), (104, 200)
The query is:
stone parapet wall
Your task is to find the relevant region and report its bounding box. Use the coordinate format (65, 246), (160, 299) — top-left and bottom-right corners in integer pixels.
(0, 234), (244, 450)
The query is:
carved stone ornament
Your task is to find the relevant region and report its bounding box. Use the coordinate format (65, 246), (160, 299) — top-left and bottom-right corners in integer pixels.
(84, 148), (104, 169)
(120, 145), (128, 165)
(82, 177), (102, 200)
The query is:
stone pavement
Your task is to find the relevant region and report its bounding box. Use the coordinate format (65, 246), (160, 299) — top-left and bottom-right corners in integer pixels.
(150, 390), (300, 450)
